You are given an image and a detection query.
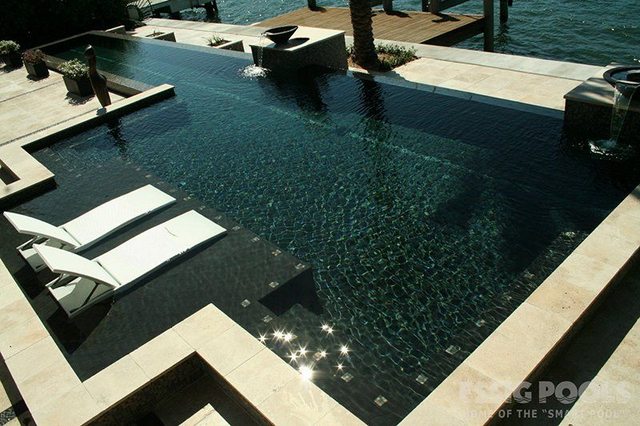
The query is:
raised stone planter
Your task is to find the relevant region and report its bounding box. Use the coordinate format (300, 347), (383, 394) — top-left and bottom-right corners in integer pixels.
(105, 25), (127, 35)
(147, 32), (176, 42)
(217, 40), (244, 52)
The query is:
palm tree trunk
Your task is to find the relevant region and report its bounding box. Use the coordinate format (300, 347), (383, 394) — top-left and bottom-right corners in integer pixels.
(349, 0), (379, 69)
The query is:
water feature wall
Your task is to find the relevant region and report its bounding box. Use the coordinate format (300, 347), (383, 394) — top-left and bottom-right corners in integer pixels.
(249, 27), (347, 73)
(564, 68), (640, 149)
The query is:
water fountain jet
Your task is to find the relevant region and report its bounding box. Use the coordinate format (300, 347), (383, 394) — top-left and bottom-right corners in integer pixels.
(587, 67), (640, 159)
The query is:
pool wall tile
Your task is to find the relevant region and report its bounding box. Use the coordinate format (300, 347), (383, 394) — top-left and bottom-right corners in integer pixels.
(433, 86), (473, 100)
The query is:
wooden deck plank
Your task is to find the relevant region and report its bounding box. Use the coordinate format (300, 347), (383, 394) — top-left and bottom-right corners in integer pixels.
(257, 7), (484, 45)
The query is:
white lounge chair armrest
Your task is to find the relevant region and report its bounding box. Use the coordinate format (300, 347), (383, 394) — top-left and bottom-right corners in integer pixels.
(3, 212), (80, 249)
(33, 244), (119, 288)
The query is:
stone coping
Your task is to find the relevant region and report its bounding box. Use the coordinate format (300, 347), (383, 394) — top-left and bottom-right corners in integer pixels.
(0, 260), (363, 425)
(351, 71), (563, 119)
(0, 84), (175, 209)
(399, 185), (640, 425)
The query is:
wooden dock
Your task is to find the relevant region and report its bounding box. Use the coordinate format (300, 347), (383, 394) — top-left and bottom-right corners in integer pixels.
(257, 7), (485, 46)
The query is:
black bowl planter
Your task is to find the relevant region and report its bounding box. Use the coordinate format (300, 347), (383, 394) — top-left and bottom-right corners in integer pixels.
(25, 61), (49, 79)
(264, 26), (298, 45)
(1, 52), (22, 68)
(63, 76), (93, 97)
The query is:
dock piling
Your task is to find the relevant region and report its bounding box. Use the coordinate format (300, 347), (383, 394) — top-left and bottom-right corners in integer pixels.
(483, 0), (494, 51)
(500, 0), (509, 23)
(383, 0), (393, 13)
(307, 0), (317, 10)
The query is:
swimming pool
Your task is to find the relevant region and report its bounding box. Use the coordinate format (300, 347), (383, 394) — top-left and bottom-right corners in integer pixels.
(33, 34), (640, 424)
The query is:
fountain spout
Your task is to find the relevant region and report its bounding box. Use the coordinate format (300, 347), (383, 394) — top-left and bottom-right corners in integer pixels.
(587, 67), (640, 159)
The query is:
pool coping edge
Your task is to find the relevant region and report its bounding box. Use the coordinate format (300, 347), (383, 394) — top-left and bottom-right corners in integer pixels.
(399, 187), (640, 425)
(0, 83), (176, 210)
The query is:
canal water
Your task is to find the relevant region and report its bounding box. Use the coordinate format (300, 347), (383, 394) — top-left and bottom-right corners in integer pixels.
(180, 0), (640, 66)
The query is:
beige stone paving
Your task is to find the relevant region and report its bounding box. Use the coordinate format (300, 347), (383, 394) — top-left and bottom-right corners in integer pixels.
(0, 83), (174, 207)
(390, 57), (585, 110)
(131, 19), (260, 53)
(0, 66), (123, 146)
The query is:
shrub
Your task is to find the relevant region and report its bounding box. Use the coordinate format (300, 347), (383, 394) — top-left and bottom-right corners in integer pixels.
(376, 44), (417, 70)
(0, 40), (20, 55)
(347, 43), (417, 71)
(206, 35), (228, 47)
(22, 49), (45, 64)
(58, 59), (88, 80)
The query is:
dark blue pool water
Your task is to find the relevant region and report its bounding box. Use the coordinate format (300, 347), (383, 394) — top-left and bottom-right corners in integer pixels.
(40, 35), (640, 424)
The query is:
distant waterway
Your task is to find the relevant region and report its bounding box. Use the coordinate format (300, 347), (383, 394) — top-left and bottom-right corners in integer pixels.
(178, 0), (640, 66)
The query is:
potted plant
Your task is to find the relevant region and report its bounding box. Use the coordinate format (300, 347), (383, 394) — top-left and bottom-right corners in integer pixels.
(22, 49), (49, 78)
(58, 59), (92, 97)
(0, 40), (22, 68)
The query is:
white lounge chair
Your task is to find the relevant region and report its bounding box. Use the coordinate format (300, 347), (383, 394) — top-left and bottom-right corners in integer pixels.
(3, 185), (176, 271)
(34, 210), (226, 318)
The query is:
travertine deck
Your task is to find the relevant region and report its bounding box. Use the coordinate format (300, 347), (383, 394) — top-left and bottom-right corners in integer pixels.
(257, 7), (484, 45)
(0, 67), (123, 146)
(0, 73), (175, 209)
(387, 57), (591, 111)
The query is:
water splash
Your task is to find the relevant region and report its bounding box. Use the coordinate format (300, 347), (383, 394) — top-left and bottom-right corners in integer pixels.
(240, 64), (268, 78)
(240, 35), (268, 78)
